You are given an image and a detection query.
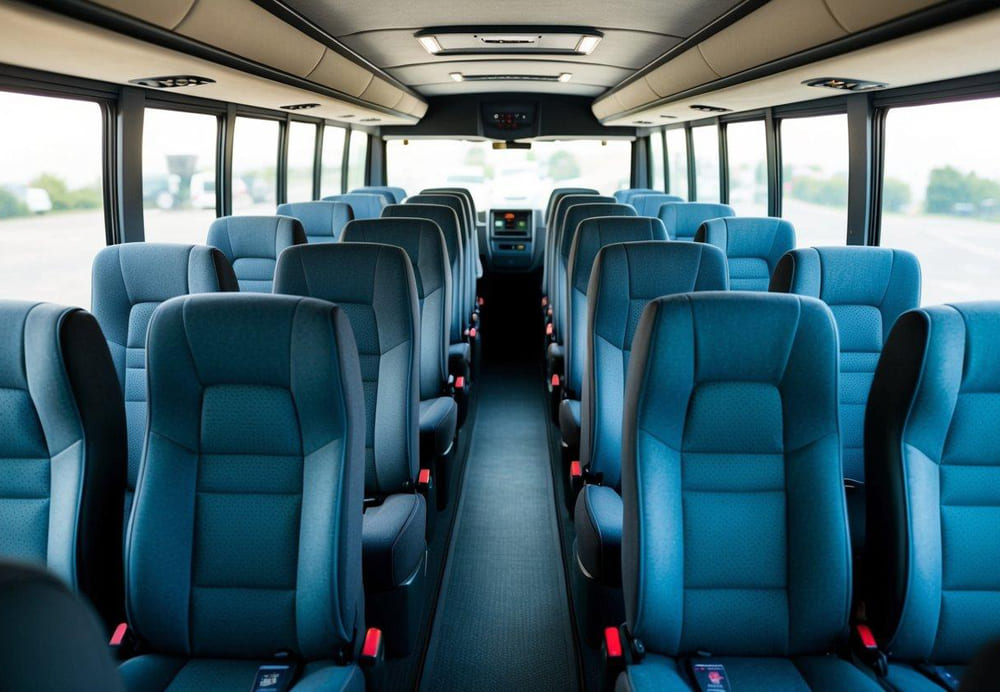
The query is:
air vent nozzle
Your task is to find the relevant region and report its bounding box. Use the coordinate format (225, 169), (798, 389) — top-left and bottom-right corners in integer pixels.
(129, 75), (214, 89)
(690, 104), (731, 113)
(804, 77), (888, 92)
(281, 103), (320, 111)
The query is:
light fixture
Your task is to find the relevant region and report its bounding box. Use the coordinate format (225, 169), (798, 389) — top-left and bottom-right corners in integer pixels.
(280, 103), (320, 111)
(660, 114), (677, 119)
(418, 35), (443, 54)
(633, 120), (653, 125)
(360, 117), (380, 122)
(576, 35), (601, 54)
(803, 77), (888, 92)
(558, 73), (572, 83)
(450, 72), (464, 82)
(128, 75), (215, 89)
(690, 104), (731, 113)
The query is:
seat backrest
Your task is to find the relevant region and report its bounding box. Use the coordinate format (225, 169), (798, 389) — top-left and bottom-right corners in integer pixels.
(407, 193), (475, 320)
(128, 293), (364, 661)
(542, 188), (599, 295)
(0, 560), (124, 691)
(770, 247), (920, 485)
(323, 193), (387, 220)
(207, 215), (306, 292)
(352, 186), (407, 204)
(864, 301), (1000, 664)
(658, 202), (735, 240)
(91, 244), (238, 514)
(564, 216), (669, 398)
(613, 188), (657, 204)
(422, 187), (481, 275)
(274, 243), (419, 496)
(0, 301), (125, 628)
(696, 216), (795, 291)
(580, 243), (728, 487)
(383, 203), (465, 343)
(341, 218), (450, 401)
(630, 193), (685, 218)
(548, 194), (615, 311)
(622, 292), (846, 657)
(555, 202), (637, 340)
(276, 201), (353, 243)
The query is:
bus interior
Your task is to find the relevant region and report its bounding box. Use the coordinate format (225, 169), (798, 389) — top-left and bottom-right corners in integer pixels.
(2, 1), (1000, 690)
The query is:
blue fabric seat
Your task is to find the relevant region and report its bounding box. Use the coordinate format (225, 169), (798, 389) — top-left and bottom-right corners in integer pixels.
(421, 187), (480, 271)
(274, 245), (424, 578)
(628, 193), (685, 218)
(863, 302), (1000, 690)
(613, 188), (657, 204)
(541, 188), (599, 304)
(573, 242), (727, 589)
(276, 201), (353, 243)
(0, 560), (124, 691)
(206, 215), (306, 292)
(340, 219), (458, 469)
(695, 216), (795, 291)
(119, 293), (366, 691)
(546, 194), (615, 326)
(91, 244), (238, 520)
(352, 186), (407, 204)
(323, 193), (388, 220)
(0, 301), (126, 629)
(770, 247), (920, 550)
(553, 202), (637, 347)
(618, 292), (880, 692)
(557, 217), (668, 448)
(657, 202), (735, 240)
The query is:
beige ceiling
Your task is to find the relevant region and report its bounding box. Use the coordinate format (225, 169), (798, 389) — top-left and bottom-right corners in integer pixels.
(280, 0), (746, 96)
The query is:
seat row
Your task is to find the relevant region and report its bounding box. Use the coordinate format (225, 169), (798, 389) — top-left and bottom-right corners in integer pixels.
(608, 288), (1000, 691)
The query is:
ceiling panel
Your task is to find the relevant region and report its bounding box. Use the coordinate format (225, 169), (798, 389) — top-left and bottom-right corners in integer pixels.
(418, 82), (605, 98)
(280, 0), (744, 97)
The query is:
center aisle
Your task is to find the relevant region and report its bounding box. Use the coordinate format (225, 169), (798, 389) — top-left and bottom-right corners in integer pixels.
(419, 364), (579, 692)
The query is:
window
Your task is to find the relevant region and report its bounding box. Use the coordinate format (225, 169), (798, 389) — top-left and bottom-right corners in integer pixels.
(692, 125), (720, 202)
(142, 108), (218, 244)
(780, 113), (848, 246)
(321, 125), (346, 197)
(726, 121), (768, 216)
(0, 92), (105, 308)
(880, 98), (1000, 305)
(232, 117), (279, 214)
(666, 128), (689, 199)
(386, 139), (631, 211)
(286, 121), (316, 203)
(650, 132), (665, 191)
(346, 130), (368, 190)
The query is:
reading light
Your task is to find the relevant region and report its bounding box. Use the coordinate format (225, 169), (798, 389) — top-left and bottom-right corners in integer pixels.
(450, 72), (464, 82)
(419, 35), (443, 54)
(558, 73), (572, 83)
(576, 35), (602, 54)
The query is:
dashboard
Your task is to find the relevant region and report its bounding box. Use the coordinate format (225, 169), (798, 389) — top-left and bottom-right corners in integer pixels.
(486, 208), (542, 272)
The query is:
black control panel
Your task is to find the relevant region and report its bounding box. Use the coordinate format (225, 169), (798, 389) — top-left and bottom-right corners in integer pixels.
(489, 209), (535, 270)
(480, 102), (538, 140)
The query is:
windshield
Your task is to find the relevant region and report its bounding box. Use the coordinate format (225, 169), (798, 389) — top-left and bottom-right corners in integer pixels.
(386, 139), (631, 212)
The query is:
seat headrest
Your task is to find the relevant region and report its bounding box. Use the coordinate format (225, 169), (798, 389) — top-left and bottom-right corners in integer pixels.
(614, 188), (657, 204)
(560, 203), (637, 260)
(697, 217), (795, 291)
(658, 202), (735, 240)
(322, 193), (388, 219)
(276, 201), (353, 243)
(568, 216), (669, 293)
(630, 193), (685, 217)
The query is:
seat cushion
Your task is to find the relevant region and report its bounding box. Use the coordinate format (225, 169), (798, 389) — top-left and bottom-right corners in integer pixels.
(617, 654), (882, 691)
(362, 493), (427, 591)
(119, 655), (364, 691)
(419, 397), (458, 459)
(574, 484), (623, 587)
(559, 398), (581, 449)
(885, 663), (965, 692)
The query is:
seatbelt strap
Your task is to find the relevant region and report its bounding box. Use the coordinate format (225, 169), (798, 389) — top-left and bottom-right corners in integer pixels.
(917, 664), (960, 692)
(685, 659), (732, 692)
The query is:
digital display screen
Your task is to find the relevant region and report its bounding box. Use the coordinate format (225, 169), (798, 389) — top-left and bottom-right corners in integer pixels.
(489, 111), (531, 131)
(494, 211), (530, 232)
(480, 102), (538, 140)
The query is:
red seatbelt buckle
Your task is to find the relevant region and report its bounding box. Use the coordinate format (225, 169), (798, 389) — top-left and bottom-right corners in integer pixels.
(856, 624), (877, 650)
(545, 323), (554, 337)
(468, 326), (477, 339)
(541, 296), (548, 308)
(569, 460), (584, 496)
(417, 468), (432, 494)
(550, 373), (560, 388)
(477, 296), (485, 307)
(853, 624), (887, 676)
(454, 375), (465, 391)
(360, 627), (384, 668)
(110, 622), (129, 647)
(604, 626), (623, 661)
